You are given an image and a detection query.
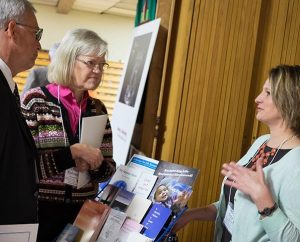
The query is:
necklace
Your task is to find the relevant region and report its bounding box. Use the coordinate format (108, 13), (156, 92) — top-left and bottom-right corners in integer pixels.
(250, 135), (296, 171)
(251, 143), (276, 166)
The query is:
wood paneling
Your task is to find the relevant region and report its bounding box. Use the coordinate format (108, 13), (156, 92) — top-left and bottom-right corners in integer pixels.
(243, 0), (300, 153)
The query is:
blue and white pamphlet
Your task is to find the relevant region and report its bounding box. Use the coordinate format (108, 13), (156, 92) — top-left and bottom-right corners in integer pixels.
(141, 203), (172, 240)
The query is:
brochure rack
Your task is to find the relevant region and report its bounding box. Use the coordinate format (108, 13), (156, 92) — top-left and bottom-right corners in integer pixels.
(70, 154), (198, 242)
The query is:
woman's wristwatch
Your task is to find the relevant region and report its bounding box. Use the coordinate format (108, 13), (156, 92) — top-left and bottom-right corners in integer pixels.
(258, 203), (278, 216)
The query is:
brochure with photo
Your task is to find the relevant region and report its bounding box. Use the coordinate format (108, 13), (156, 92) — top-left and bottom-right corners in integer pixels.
(150, 179), (193, 215)
(153, 160), (199, 186)
(98, 184), (120, 206)
(98, 184), (135, 212)
(110, 189), (135, 212)
(148, 160), (199, 215)
(108, 164), (141, 192)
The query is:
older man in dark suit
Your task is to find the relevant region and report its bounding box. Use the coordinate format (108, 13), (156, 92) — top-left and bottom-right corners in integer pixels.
(0, 0), (42, 224)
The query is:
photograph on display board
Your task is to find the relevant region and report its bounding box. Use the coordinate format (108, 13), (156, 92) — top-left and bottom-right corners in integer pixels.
(118, 33), (152, 107)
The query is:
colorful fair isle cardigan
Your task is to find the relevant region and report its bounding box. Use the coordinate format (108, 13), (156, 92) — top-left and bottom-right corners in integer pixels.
(21, 86), (116, 204)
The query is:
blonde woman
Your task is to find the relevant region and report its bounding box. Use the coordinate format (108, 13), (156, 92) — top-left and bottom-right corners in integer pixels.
(174, 65), (300, 242)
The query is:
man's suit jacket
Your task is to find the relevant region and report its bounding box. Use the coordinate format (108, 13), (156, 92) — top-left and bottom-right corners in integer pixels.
(0, 71), (38, 224)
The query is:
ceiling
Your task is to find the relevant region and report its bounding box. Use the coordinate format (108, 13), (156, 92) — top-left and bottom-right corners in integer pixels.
(29, 0), (138, 18)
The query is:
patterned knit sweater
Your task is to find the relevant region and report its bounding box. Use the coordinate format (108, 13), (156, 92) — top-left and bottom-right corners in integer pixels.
(21, 86), (116, 204)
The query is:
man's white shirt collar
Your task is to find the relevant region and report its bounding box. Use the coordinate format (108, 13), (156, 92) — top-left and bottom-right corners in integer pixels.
(0, 58), (15, 93)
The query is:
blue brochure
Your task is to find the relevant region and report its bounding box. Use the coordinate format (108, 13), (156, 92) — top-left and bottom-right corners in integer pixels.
(141, 203), (172, 240)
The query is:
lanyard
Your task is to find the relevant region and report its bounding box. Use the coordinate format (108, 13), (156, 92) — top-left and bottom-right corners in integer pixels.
(57, 85), (83, 147)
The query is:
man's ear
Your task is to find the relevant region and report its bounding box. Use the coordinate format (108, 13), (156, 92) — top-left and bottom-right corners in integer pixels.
(5, 20), (17, 39)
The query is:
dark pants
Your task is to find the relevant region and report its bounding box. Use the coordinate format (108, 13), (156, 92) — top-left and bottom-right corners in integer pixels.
(37, 200), (82, 242)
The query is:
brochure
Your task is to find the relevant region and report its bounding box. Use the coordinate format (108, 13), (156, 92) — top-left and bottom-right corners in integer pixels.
(132, 173), (157, 198)
(73, 200), (110, 242)
(126, 196), (152, 223)
(0, 224), (38, 242)
(108, 164), (141, 192)
(148, 160), (199, 214)
(127, 154), (159, 174)
(141, 203), (172, 241)
(96, 209), (127, 242)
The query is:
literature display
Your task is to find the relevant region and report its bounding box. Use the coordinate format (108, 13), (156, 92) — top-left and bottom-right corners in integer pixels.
(63, 154), (199, 242)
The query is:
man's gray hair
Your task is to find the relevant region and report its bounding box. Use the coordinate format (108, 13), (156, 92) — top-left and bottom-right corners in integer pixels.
(0, 0), (36, 28)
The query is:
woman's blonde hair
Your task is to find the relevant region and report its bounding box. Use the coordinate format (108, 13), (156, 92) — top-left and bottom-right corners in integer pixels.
(269, 65), (300, 134)
(48, 28), (108, 86)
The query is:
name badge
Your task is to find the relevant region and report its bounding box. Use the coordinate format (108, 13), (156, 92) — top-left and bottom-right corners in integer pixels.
(223, 201), (234, 234)
(64, 168), (79, 187)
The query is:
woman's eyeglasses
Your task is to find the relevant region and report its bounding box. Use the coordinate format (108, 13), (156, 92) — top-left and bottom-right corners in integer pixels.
(76, 59), (109, 71)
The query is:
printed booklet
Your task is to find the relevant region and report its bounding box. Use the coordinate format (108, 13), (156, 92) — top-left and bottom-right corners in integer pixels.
(148, 160), (199, 215)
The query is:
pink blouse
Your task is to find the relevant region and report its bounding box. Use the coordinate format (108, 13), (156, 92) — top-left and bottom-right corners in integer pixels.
(47, 83), (88, 136)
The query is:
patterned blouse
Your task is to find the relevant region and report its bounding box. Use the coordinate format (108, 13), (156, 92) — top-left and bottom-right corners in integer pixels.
(21, 86), (116, 204)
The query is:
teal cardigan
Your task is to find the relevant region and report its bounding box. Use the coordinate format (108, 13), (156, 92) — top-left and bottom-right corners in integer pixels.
(213, 135), (300, 242)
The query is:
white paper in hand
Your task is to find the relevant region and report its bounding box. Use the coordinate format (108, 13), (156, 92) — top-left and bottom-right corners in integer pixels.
(80, 114), (108, 148)
(77, 114), (108, 189)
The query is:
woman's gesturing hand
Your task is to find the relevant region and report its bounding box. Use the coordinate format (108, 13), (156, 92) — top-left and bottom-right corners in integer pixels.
(221, 158), (275, 210)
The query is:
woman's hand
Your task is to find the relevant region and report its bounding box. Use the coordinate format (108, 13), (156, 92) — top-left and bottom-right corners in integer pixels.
(221, 158), (275, 211)
(70, 143), (104, 170)
(175, 191), (190, 207)
(172, 205), (217, 232)
(172, 209), (195, 233)
(74, 159), (90, 172)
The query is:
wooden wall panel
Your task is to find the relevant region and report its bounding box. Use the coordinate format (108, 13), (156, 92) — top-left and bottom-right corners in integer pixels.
(243, 0), (300, 153)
